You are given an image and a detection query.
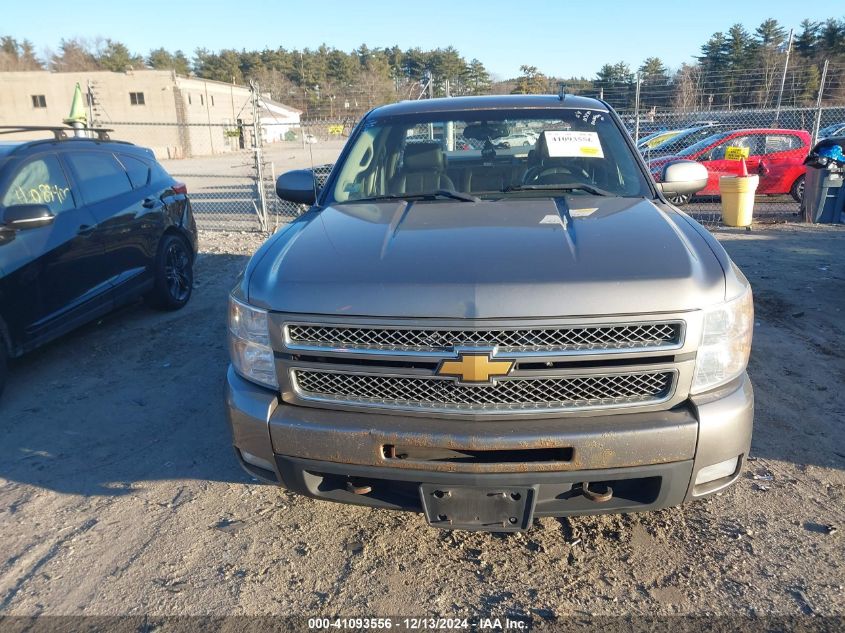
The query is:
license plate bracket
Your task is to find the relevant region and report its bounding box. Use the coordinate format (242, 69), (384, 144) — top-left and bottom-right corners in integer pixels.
(419, 484), (537, 531)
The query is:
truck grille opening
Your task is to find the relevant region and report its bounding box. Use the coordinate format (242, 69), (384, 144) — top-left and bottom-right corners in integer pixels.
(382, 445), (573, 464)
(292, 369), (675, 413)
(286, 322), (683, 354)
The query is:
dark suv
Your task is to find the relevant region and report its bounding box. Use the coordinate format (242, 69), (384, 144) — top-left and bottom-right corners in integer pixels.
(0, 129), (198, 396)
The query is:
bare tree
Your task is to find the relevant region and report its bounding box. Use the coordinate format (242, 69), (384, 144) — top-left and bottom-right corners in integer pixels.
(50, 38), (101, 71)
(672, 63), (703, 112)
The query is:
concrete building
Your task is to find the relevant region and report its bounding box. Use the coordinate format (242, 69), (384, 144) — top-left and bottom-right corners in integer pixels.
(0, 70), (301, 158)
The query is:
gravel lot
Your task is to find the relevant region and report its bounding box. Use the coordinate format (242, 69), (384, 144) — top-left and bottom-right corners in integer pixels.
(0, 221), (843, 624)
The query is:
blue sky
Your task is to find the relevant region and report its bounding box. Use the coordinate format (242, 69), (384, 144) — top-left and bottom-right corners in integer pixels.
(3, 0), (840, 78)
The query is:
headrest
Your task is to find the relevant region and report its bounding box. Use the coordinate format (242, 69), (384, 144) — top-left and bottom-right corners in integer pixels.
(403, 141), (445, 171)
(534, 132), (551, 160)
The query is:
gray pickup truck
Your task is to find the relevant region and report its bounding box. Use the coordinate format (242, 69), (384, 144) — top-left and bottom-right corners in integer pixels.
(226, 95), (753, 532)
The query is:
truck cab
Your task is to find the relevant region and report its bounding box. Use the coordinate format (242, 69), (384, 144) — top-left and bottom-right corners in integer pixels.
(226, 95), (753, 532)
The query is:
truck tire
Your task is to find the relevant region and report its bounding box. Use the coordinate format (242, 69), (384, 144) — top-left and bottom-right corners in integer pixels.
(145, 234), (194, 311)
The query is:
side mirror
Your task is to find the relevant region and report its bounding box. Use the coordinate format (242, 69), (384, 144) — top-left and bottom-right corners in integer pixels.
(276, 169), (319, 206)
(2, 204), (55, 229)
(657, 160), (709, 196)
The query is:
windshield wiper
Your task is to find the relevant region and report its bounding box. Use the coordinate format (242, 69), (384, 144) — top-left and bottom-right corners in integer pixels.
(503, 184), (613, 196)
(348, 190), (481, 204)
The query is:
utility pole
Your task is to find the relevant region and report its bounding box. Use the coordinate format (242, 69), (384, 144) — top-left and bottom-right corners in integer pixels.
(774, 28), (794, 126)
(444, 79), (454, 150)
(204, 81), (214, 153)
(811, 60), (829, 147)
(250, 80), (268, 232)
(633, 74), (642, 144)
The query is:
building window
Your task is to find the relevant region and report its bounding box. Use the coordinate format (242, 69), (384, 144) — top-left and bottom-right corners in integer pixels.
(129, 92), (145, 106)
(210, 95), (215, 107)
(188, 94), (192, 105)
(200, 94), (204, 106)
(31, 95), (47, 108)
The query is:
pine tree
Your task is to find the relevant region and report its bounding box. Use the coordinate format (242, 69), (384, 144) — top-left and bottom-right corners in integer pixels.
(0, 36), (42, 70)
(465, 59), (492, 95)
(147, 48), (190, 75)
(511, 65), (548, 94)
(97, 40), (144, 72)
(794, 20), (821, 59)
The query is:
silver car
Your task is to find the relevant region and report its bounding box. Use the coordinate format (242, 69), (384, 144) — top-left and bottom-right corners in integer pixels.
(226, 94), (753, 532)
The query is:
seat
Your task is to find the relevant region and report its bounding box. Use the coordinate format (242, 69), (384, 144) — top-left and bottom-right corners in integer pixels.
(464, 167), (512, 194)
(390, 141), (455, 194)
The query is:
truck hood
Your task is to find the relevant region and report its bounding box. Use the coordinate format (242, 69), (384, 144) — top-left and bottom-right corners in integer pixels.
(248, 196), (727, 318)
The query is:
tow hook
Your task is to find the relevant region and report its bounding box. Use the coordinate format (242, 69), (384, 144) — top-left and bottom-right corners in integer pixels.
(581, 481), (613, 503)
(346, 480), (372, 495)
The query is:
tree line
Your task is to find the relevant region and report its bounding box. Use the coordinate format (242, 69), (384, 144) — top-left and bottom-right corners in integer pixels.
(0, 36), (491, 117)
(1, 16), (843, 117)
(507, 18), (845, 111)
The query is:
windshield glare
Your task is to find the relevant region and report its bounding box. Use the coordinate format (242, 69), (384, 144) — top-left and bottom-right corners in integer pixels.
(327, 109), (650, 205)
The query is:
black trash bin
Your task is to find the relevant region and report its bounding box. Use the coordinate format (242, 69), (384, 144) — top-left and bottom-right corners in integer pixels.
(801, 136), (845, 224)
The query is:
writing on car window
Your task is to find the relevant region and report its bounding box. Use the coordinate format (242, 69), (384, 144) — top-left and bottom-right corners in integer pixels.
(1, 155), (75, 213)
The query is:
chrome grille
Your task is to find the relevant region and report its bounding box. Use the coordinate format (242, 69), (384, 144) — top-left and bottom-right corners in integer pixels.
(286, 322), (683, 354)
(292, 369), (675, 413)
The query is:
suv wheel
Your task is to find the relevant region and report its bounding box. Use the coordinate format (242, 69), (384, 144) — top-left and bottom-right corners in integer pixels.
(146, 234), (194, 311)
(668, 193), (691, 206)
(790, 175), (805, 203)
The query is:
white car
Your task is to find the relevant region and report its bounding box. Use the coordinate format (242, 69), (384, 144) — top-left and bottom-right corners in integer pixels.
(493, 132), (537, 148)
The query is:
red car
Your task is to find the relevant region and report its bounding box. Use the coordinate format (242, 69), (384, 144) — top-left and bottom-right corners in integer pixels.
(648, 128), (810, 204)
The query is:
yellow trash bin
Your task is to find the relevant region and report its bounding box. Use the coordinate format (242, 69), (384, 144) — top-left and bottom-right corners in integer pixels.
(719, 175), (759, 227)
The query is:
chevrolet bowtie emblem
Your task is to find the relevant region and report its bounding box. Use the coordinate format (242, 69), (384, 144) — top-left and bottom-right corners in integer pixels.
(437, 354), (514, 383)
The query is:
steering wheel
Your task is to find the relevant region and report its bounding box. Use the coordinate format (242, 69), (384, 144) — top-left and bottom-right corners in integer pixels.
(522, 164), (579, 185)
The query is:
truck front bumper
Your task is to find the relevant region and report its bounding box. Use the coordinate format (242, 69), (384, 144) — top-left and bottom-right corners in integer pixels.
(226, 366), (753, 520)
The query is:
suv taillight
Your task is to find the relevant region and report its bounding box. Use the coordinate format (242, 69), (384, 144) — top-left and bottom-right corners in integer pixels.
(172, 182), (188, 195)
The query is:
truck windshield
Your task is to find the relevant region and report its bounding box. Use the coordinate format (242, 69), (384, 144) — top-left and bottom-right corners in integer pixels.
(326, 108), (650, 204)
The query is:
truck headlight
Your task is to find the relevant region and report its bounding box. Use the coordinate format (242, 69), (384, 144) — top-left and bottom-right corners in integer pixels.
(228, 296), (278, 390)
(691, 286), (753, 394)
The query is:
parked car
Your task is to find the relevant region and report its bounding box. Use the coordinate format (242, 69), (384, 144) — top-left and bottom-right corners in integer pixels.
(228, 94), (753, 533)
(648, 128), (810, 204)
(0, 128), (198, 396)
(818, 122), (845, 141)
(636, 129), (683, 151)
(641, 124), (727, 159)
(493, 132), (537, 148)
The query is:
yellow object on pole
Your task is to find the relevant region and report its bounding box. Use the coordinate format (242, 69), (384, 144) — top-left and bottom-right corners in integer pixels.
(719, 175), (759, 227)
(63, 83), (88, 127)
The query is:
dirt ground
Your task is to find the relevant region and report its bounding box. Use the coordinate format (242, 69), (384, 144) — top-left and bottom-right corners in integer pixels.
(0, 221), (843, 624)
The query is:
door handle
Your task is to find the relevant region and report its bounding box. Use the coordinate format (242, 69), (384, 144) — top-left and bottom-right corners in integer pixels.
(142, 197), (158, 209)
(77, 224), (95, 236)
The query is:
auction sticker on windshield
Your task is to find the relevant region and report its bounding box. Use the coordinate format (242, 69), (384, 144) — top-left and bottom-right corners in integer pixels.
(544, 130), (604, 158)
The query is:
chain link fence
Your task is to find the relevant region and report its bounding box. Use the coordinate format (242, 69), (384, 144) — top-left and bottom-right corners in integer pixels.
(95, 119), (347, 232)
(624, 105), (845, 227)
(99, 99), (845, 234)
